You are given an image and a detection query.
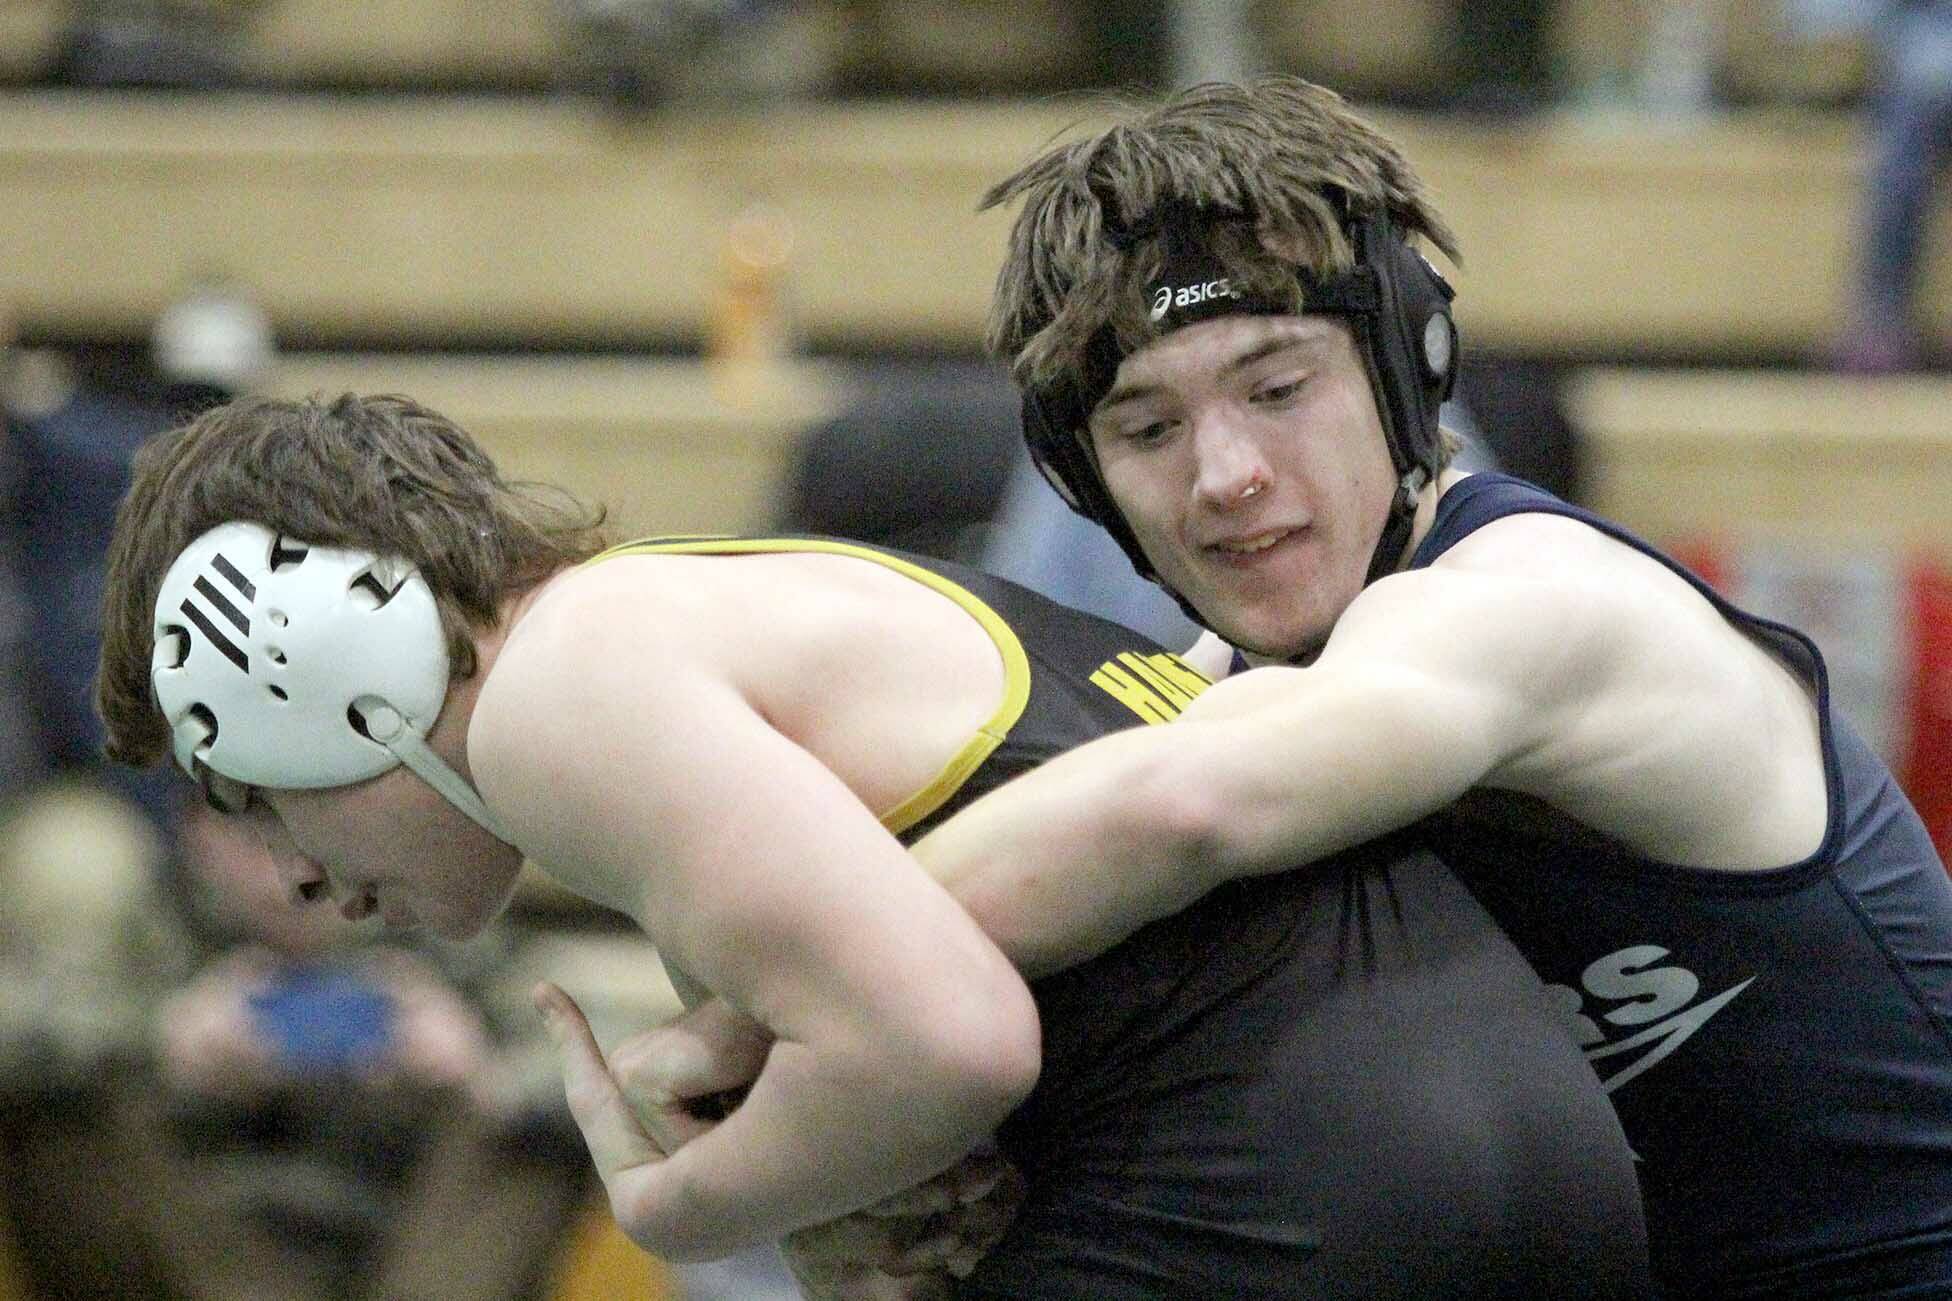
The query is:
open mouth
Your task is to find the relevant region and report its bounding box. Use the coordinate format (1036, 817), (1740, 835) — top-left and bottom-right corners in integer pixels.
(1207, 527), (1301, 563)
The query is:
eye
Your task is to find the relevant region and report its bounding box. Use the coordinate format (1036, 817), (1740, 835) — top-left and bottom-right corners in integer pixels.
(1251, 377), (1305, 405)
(1123, 418), (1176, 448)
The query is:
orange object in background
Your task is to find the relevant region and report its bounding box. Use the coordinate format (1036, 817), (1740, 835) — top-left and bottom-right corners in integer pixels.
(545, 1201), (678, 1301)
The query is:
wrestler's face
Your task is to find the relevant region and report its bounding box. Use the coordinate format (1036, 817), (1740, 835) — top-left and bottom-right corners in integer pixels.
(1087, 314), (1395, 659)
(236, 771), (522, 941)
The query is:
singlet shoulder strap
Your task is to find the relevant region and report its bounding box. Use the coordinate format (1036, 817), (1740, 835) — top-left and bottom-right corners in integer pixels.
(1410, 473), (1604, 568)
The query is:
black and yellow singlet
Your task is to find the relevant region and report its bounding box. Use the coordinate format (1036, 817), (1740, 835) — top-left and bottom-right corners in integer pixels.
(595, 535), (1651, 1299)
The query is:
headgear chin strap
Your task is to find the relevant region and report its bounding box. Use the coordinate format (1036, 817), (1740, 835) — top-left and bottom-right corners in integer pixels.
(356, 699), (507, 841)
(151, 521), (508, 842)
(1021, 200), (1458, 624)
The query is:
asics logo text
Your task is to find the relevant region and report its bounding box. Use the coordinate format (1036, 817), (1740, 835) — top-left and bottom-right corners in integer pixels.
(1150, 279), (1236, 321)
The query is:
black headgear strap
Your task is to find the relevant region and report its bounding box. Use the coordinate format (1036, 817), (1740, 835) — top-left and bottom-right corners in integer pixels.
(1020, 200), (1457, 634)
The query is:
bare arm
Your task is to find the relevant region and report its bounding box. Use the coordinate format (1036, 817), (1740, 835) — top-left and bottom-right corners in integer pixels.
(471, 585), (1040, 1261)
(914, 518), (1823, 977)
(914, 611), (1518, 976)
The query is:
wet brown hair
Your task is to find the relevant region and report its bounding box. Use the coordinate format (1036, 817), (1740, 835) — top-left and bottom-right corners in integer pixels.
(982, 76), (1460, 395)
(97, 392), (609, 769)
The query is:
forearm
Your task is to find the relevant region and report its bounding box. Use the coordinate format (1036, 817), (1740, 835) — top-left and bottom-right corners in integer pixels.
(606, 1036), (1026, 1260)
(913, 727), (1227, 979)
(914, 663), (1487, 979)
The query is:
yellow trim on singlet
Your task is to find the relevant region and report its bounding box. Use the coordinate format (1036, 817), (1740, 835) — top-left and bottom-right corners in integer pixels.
(586, 536), (1034, 836)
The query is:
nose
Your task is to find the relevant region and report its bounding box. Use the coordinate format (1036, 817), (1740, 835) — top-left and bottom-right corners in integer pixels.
(267, 841), (338, 910)
(1190, 414), (1272, 508)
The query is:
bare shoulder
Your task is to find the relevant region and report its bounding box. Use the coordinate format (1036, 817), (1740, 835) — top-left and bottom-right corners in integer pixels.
(470, 547), (1013, 861)
(1372, 508), (1825, 869)
(474, 559), (714, 732)
(1430, 509), (1682, 597)
(466, 558), (762, 820)
(1347, 510), (1720, 656)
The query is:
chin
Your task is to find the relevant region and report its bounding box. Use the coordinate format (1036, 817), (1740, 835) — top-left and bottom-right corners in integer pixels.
(1188, 601), (1306, 661)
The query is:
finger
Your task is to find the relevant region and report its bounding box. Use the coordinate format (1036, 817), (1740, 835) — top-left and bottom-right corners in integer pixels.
(924, 1164), (1025, 1280)
(946, 1244), (987, 1279)
(611, 999), (770, 1152)
(785, 1213), (918, 1274)
(889, 1233), (964, 1276)
(861, 1180), (958, 1219)
(607, 1034), (721, 1153)
(945, 1189), (1021, 1247)
(534, 982), (662, 1174)
(639, 1093), (720, 1155)
(832, 1268), (917, 1301)
(611, 998), (772, 1103)
(863, 1150), (1008, 1219)
(839, 1269), (954, 1301)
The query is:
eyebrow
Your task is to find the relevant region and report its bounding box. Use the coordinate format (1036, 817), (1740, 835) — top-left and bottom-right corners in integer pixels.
(1094, 328), (1330, 416)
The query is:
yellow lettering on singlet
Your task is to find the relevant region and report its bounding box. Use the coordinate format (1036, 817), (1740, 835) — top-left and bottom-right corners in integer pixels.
(1090, 652), (1210, 724)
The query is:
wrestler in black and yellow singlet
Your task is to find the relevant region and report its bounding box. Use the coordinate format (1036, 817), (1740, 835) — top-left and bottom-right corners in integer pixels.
(600, 536), (1652, 1299)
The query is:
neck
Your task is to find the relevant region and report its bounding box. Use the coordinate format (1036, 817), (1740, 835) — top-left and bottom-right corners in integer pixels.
(1409, 465), (1469, 556)
(445, 569), (571, 779)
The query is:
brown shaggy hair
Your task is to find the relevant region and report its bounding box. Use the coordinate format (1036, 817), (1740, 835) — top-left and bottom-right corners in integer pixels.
(97, 392), (609, 769)
(982, 76), (1460, 395)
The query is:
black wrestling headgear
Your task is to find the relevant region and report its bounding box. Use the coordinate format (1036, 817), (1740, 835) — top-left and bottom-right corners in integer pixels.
(1021, 198), (1457, 602)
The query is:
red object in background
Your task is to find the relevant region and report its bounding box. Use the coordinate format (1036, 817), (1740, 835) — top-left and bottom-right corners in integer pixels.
(1668, 536), (1731, 596)
(1902, 557), (1952, 870)
(1671, 535), (1952, 876)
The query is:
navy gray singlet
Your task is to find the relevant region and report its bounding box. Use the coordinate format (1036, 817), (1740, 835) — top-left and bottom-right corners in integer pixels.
(1392, 474), (1952, 1298)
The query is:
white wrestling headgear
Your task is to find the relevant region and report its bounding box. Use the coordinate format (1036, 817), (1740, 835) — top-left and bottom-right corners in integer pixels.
(150, 521), (506, 840)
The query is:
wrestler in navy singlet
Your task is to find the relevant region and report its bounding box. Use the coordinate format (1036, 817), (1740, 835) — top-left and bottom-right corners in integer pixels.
(601, 537), (1648, 1298)
(1403, 474), (1952, 1298)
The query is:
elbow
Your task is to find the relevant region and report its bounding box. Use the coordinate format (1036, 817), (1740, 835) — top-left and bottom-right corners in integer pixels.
(888, 969), (1041, 1163)
(919, 976), (1042, 1134)
(976, 980), (1043, 1116)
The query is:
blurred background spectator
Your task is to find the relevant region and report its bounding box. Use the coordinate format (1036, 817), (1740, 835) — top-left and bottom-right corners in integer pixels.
(143, 802), (594, 1301)
(1793, 0), (1952, 373)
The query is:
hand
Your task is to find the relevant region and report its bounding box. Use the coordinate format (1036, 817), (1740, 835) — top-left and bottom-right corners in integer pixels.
(606, 996), (773, 1153)
(535, 981), (666, 1200)
(361, 950), (494, 1103)
(155, 948), (282, 1097)
(782, 1145), (1025, 1300)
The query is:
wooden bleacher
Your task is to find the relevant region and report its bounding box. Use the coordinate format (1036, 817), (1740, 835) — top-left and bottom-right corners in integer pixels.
(3, 86), (1944, 358)
(6, 6), (1951, 1296)
(1569, 367), (1952, 551)
(264, 353), (848, 534)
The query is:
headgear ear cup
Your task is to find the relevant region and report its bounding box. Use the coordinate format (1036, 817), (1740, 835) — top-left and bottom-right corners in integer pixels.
(1350, 213), (1457, 487)
(1021, 389), (1158, 579)
(152, 521), (507, 839)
